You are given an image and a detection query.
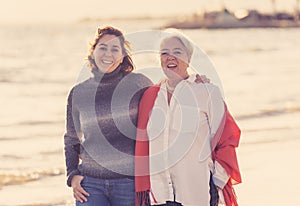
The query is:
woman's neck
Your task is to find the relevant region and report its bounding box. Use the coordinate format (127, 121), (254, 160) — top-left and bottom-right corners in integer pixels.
(166, 74), (189, 105)
(92, 65), (124, 82)
(167, 74), (189, 88)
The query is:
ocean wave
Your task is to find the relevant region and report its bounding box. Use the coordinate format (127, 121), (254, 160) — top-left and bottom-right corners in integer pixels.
(246, 46), (278, 52)
(236, 105), (300, 120)
(0, 76), (72, 85)
(17, 120), (58, 126)
(20, 201), (74, 206)
(0, 120), (64, 127)
(0, 168), (64, 187)
(0, 137), (20, 141)
(0, 154), (25, 159)
(243, 126), (290, 133)
(0, 78), (13, 83)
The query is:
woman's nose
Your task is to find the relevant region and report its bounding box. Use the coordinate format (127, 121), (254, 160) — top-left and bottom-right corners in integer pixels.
(167, 54), (175, 60)
(104, 50), (112, 56)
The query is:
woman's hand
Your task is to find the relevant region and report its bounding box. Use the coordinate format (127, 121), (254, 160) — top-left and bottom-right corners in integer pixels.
(71, 175), (90, 203)
(195, 74), (210, 84)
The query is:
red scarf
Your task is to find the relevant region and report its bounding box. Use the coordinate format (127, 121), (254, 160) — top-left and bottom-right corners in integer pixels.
(135, 85), (242, 206)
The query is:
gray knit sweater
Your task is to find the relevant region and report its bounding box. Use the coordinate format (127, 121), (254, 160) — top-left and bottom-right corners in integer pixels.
(64, 67), (153, 186)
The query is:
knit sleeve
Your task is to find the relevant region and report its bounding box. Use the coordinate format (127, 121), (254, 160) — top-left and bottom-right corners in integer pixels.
(63, 87), (82, 187)
(135, 73), (154, 93)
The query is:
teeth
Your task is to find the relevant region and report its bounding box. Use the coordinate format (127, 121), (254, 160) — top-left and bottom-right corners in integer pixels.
(167, 64), (177, 68)
(102, 60), (113, 64)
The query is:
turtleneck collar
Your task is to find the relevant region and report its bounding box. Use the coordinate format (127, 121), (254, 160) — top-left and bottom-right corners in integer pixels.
(91, 65), (124, 83)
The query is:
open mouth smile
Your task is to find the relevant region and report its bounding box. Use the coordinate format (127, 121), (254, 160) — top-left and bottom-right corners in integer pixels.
(101, 59), (114, 64)
(167, 63), (177, 69)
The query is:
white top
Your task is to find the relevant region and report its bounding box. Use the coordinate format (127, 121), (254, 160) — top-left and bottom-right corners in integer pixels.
(147, 75), (229, 206)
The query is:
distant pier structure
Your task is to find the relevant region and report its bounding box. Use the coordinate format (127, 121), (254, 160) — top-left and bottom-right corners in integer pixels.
(163, 2), (300, 29)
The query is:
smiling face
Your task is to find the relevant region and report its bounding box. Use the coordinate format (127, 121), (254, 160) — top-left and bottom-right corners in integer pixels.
(93, 34), (124, 73)
(160, 37), (191, 82)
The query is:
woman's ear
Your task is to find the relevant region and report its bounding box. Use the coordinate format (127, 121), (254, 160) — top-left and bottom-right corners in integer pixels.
(188, 54), (192, 64)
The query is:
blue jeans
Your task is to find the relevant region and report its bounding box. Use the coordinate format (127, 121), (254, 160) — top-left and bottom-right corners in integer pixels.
(76, 176), (135, 206)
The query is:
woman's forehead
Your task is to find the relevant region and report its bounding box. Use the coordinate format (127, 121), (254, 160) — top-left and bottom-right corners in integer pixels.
(160, 37), (185, 50)
(98, 34), (121, 46)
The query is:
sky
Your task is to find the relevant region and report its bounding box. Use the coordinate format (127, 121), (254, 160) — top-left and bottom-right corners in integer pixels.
(0, 0), (299, 23)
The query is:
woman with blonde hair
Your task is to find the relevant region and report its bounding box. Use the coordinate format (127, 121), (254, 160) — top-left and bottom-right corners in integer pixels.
(135, 29), (242, 206)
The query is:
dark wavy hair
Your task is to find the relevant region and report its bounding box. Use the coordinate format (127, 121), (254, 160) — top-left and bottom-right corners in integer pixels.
(86, 26), (134, 74)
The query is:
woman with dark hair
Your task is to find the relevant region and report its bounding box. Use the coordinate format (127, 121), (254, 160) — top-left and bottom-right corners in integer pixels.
(64, 26), (153, 206)
(86, 26), (134, 74)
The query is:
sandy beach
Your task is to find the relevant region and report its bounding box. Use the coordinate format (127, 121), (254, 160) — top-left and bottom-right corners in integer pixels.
(236, 112), (300, 205)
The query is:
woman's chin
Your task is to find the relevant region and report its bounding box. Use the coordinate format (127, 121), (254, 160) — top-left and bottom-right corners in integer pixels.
(98, 66), (113, 73)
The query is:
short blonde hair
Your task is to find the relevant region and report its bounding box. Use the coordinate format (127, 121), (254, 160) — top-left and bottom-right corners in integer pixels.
(160, 28), (194, 61)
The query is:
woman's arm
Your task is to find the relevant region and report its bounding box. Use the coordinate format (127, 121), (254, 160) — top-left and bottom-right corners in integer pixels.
(63, 88), (82, 187)
(207, 86), (230, 189)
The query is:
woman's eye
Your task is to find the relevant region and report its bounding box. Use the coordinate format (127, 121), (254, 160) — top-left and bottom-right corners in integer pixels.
(99, 47), (107, 51)
(112, 48), (120, 53)
(160, 52), (168, 56)
(174, 51), (182, 55)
